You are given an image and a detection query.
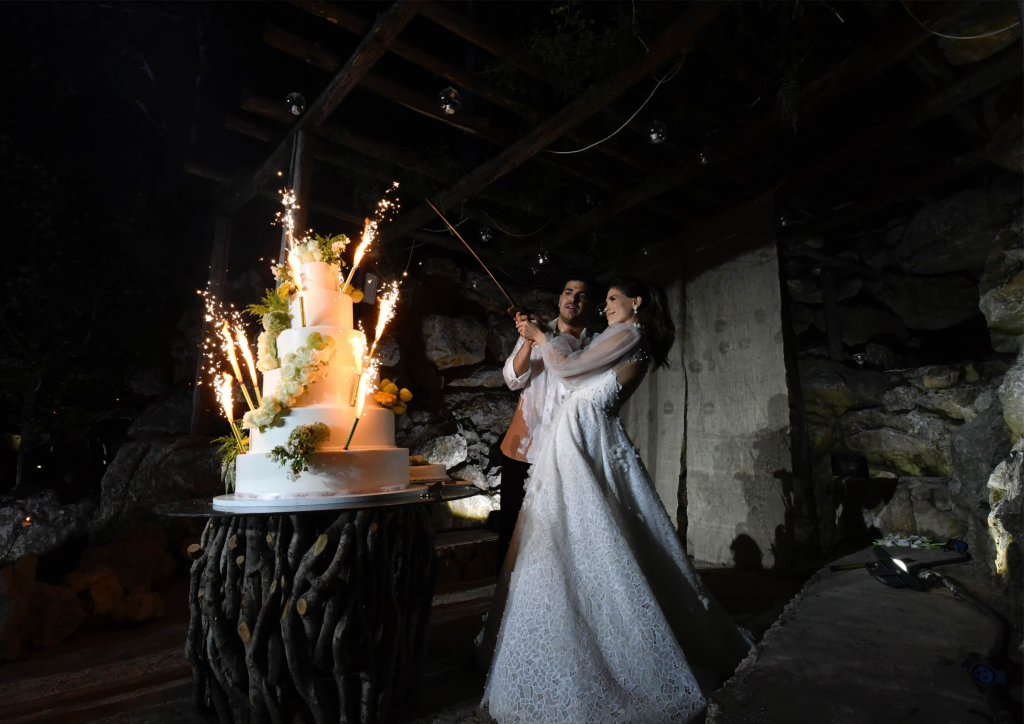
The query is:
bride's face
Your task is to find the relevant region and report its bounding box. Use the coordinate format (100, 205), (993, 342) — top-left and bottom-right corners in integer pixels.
(604, 287), (639, 325)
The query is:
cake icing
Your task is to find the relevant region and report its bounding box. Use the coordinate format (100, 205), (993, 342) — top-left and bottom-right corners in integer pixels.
(221, 260), (410, 506)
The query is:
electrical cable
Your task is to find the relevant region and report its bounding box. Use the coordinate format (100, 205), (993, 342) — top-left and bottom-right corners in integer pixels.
(482, 211), (551, 238)
(901, 0), (1020, 40)
(545, 57), (684, 155)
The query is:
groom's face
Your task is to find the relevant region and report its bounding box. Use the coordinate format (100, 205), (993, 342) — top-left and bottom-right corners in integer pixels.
(558, 280), (592, 325)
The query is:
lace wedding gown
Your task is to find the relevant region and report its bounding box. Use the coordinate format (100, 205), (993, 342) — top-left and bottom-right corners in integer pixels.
(481, 323), (752, 724)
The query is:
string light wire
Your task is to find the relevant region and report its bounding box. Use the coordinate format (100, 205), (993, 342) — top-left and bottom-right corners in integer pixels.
(482, 211), (552, 238)
(900, 1), (1020, 40)
(546, 56), (685, 155)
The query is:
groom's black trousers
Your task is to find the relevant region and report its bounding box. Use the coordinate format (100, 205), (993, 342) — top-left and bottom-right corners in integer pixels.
(497, 454), (531, 571)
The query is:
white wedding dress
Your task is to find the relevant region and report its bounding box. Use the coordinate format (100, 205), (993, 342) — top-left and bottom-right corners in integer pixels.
(481, 323), (753, 724)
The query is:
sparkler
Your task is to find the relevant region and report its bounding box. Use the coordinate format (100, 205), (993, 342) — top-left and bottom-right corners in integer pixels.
(424, 198), (519, 318)
(344, 365), (374, 450)
(349, 332), (368, 406)
(342, 218), (376, 294)
(217, 372), (245, 449)
(235, 326), (262, 406)
(219, 321), (256, 411)
(368, 282), (399, 360)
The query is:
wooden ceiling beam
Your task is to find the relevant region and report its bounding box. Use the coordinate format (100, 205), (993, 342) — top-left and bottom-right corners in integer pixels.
(784, 43), (1021, 190)
(495, 4), (985, 262)
(415, 0), (736, 165)
(382, 3), (724, 245)
(283, 6), (667, 176)
(224, 113), (546, 242)
(219, 0), (416, 214)
(261, 22), (690, 223)
(235, 96), (596, 224)
(188, 160), (480, 257)
(859, 1), (988, 145)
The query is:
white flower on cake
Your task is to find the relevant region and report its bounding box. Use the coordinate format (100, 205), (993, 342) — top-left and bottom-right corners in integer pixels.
(240, 334), (334, 432)
(281, 362), (300, 382)
(256, 331), (280, 372)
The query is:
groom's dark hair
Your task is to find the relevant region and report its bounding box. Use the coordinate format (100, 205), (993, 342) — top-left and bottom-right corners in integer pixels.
(560, 272), (603, 300)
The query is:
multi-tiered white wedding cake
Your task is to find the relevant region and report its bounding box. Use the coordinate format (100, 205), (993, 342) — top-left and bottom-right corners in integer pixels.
(220, 260), (410, 507)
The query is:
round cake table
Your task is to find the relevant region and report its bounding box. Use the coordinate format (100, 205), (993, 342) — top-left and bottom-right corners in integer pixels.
(155, 482), (482, 724)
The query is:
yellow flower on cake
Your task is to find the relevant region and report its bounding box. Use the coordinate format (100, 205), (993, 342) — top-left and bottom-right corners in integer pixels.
(392, 402), (407, 415)
(374, 391), (397, 407)
(277, 282), (294, 301)
(399, 388), (412, 402)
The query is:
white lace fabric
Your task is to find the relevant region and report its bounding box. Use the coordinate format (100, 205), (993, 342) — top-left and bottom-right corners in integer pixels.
(482, 323), (752, 723)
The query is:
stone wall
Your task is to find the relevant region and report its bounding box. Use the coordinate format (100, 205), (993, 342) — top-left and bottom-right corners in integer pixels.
(386, 258), (559, 499)
(787, 177), (1024, 578)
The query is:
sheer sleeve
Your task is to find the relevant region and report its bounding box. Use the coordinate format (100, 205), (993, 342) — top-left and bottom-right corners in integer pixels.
(538, 324), (641, 389)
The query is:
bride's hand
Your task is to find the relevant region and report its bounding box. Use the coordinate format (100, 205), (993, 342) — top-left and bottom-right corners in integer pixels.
(517, 318), (547, 345)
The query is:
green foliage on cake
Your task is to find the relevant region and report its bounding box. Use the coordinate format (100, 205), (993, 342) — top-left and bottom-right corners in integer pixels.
(268, 422), (331, 480)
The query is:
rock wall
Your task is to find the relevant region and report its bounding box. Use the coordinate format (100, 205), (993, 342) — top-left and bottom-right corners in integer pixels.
(787, 178), (1024, 577)
(386, 258), (559, 496)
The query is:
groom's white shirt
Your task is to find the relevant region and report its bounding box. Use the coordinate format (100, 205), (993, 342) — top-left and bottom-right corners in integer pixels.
(499, 318), (594, 463)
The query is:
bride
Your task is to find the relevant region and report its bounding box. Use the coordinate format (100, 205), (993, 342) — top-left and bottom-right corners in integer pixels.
(479, 277), (753, 723)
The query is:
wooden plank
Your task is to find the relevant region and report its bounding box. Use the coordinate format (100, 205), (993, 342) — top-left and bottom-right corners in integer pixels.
(786, 43), (1022, 189)
(187, 162), (480, 257)
(219, 0), (416, 214)
(292, 0), (681, 177)
(291, 0), (542, 122)
(382, 2), (724, 244)
(417, 1), (572, 92)
(498, 10), (1014, 262)
(260, 23), (671, 202)
(225, 109), (579, 232)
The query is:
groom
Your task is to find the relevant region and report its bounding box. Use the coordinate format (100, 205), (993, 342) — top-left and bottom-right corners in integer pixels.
(497, 275), (598, 569)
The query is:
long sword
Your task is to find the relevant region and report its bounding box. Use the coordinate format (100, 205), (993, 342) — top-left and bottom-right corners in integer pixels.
(424, 198), (521, 319)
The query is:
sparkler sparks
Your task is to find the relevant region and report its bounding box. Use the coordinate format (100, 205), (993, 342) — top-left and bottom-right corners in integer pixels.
(217, 372), (245, 449)
(368, 282), (399, 360)
(235, 326), (262, 406)
(220, 321), (256, 412)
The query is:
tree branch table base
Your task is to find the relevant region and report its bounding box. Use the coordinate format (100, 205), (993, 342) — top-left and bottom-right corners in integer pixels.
(158, 485), (479, 724)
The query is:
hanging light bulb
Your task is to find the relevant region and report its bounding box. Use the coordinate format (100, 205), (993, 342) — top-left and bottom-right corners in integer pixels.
(647, 120), (667, 145)
(285, 92), (306, 116)
(478, 226), (493, 243)
(437, 87), (462, 116)
(698, 146), (711, 165)
(537, 250), (549, 265)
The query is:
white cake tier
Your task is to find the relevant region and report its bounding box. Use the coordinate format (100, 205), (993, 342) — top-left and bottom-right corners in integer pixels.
(234, 446), (410, 499)
(261, 363), (358, 408)
(276, 326), (360, 365)
(296, 261), (339, 291)
(409, 464), (448, 482)
(289, 290), (352, 329)
(249, 406), (396, 454)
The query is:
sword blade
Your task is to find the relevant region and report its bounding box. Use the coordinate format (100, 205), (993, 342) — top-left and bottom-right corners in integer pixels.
(424, 198), (519, 317)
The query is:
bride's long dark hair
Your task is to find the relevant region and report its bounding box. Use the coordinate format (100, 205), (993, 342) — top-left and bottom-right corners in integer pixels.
(607, 277), (675, 370)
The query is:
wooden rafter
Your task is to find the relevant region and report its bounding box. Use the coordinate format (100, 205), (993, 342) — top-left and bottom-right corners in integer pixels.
(219, 0), (416, 214)
(288, 0), (685, 177)
(382, 2), (724, 245)
(784, 43), (1022, 190)
(187, 161), (485, 258)
(260, 22), (690, 223)
(228, 100), (626, 245)
(415, 0), (752, 178)
(496, 4), (994, 262)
